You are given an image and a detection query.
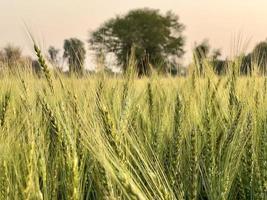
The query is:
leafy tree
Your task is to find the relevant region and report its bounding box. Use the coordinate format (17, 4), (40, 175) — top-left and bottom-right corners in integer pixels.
(210, 48), (228, 75)
(48, 46), (60, 65)
(0, 45), (37, 73)
(0, 45), (23, 71)
(211, 48), (222, 60)
(239, 40), (267, 75)
(63, 38), (86, 74)
(193, 40), (210, 76)
(192, 40), (227, 75)
(239, 54), (252, 75)
(0, 50), (4, 62)
(194, 40), (210, 60)
(0, 50), (4, 69)
(2, 45), (22, 65)
(251, 41), (267, 75)
(89, 8), (185, 76)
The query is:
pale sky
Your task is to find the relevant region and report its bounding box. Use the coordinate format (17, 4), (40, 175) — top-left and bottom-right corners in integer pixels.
(1, 0), (267, 67)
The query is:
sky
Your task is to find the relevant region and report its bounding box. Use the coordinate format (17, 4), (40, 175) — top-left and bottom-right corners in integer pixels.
(1, 0), (267, 67)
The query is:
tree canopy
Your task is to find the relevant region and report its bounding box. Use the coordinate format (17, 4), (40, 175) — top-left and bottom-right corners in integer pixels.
(48, 46), (60, 65)
(192, 40), (226, 76)
(194, 40), (210, 60)
(251, 41), (267, 75)
(239, 40), (267, 75)
(1, 45), (22, 64)
(63, 38), (86, 75)
(89, 8), (185, 75)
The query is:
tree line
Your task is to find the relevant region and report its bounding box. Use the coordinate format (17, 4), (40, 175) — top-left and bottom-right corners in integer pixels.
(1, 8), (267, 76)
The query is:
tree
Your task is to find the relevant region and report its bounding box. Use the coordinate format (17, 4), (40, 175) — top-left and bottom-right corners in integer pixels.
(251, 41), (267, 75)
(239, 40), (267, 75)
(194, 40), (210, 60)
(48, 46), (60, 65)
(3, 45), (22, 65)
(0, 50), (4, 62)
(193, 40), (210, 76)
(0, 45), (22, 71)
(63, 38), (86, 74)
(239, 54), (252, 75)
(192, 40), (227, 75)
(89, 8), (185, 76)
(210, 48), (228, 75)
(211, 48), (222, 60)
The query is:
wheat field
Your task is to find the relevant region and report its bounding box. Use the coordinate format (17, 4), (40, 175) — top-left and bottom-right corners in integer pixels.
(0, 50), (267, 200)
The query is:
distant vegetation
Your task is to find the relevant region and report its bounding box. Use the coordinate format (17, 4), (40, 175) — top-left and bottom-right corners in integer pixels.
(63, 38), (86, 75)
(89, 8), (185, 76)
(1, 8), (267, 77)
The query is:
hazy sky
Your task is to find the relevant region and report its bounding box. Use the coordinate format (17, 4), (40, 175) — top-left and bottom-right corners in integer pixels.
(1, 0), (267, 66)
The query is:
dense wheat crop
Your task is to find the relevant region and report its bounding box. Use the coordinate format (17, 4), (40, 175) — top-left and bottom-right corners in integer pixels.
(0, 54), (267, 200)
